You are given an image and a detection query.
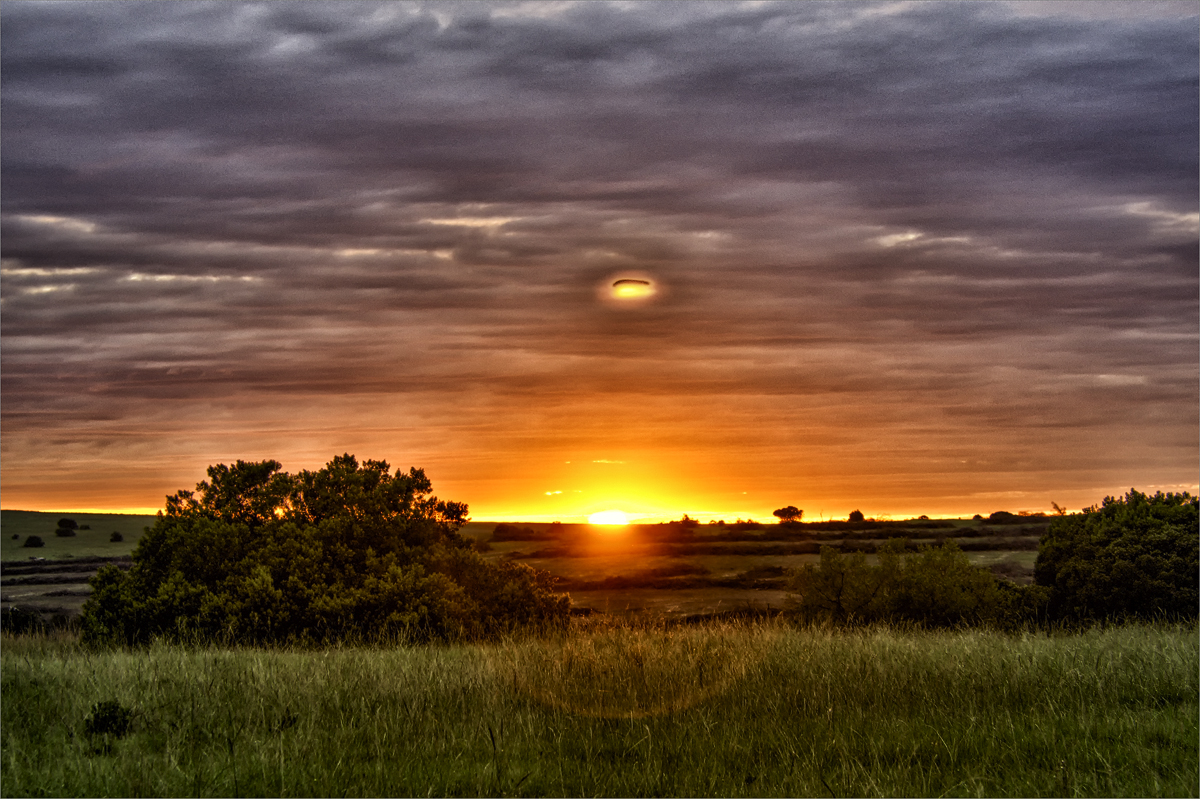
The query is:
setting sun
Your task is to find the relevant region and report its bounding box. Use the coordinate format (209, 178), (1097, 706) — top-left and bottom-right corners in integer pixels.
(588, 509), (629, 525)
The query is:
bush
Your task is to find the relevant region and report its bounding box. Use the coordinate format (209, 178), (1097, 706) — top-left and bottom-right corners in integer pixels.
(84, 700), (133, 738)
(491, 523), (543, 541)
(848, 510), (865, 523)
(55, 527), (77, 537)
(11, 534), (18, 540)
(81, 455), (570, 647)
(22, 535), (44, 548)
(786, 540), (1047, 629)
(110, 531), (124, 543)
(57, 518), (78, 530)
(1035, 489), (1198, 623)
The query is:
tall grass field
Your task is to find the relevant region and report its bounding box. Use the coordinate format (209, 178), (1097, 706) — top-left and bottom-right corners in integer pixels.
(2, 621), (1196, 797)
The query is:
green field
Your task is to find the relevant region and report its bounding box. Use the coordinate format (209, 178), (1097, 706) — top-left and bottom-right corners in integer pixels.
(2, 621), (1196, 797)
(1, 511), (157, 561)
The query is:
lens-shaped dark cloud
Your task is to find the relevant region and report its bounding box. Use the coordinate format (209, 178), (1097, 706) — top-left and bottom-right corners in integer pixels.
(2, 1), (1196, 516)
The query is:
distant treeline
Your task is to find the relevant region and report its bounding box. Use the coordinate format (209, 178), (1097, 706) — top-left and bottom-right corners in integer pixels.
(506, 537), (1041, 560)
(492, 521), (1047, 548)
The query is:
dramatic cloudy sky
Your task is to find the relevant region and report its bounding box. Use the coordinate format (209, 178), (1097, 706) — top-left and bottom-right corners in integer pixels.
(2, 1), (1197, 520)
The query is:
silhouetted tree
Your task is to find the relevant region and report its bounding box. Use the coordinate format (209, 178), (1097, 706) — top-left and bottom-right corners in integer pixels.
(848, 510), (865, 523)
(773, 506), (803, 523)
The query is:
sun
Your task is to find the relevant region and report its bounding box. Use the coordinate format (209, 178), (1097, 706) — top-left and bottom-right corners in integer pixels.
(588, 509), (628, 525)
(611, 279), (655, 300)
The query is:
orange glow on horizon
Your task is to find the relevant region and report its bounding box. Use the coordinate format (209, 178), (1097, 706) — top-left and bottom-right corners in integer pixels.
(587, 509), (629, 525)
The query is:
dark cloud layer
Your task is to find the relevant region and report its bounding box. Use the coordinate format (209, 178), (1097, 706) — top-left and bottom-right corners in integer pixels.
(2, 1), (1196, 517)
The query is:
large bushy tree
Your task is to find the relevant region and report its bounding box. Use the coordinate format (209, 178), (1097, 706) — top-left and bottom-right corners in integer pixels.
(81, 455), (569, 646)
(1035, 489), (1198, 622)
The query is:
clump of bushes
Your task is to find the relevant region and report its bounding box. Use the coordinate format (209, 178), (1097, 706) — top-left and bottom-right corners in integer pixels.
(786, 540), (1048, 629)
(81, 455), (570, 647)
(491, 523), (543, 541)
(22, 535), (44, 548)
(788, 489), (1200, 630)
(1035, 489), (1197, 623)
(55, 527), (76, 537)
(110, 531), (124, 543)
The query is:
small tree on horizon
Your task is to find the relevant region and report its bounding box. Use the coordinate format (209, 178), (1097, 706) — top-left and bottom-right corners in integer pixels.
(773, 506), (803, 523)
(848, 509), (865, 523)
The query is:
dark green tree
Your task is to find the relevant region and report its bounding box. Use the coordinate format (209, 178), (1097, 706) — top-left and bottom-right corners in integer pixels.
(1035, 489), (1198, 622)
(81, 455), (569, 647)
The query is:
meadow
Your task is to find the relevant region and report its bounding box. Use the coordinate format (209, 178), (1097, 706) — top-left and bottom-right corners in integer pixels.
(2, 621), (1196, 797)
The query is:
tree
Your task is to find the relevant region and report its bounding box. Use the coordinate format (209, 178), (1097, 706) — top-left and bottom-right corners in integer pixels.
(57, 518), (78, 530)
(81, 455), (570, 647)
(848, 510), (865, 523)
(1035, 489), (1198, 623)
(773, 506), (803, 523)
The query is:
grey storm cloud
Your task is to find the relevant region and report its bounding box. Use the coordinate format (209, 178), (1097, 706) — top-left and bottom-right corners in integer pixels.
(1, 0), (1196, 511)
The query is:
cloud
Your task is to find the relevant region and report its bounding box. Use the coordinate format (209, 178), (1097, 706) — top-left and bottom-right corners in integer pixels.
(1, 0), (1196, 513)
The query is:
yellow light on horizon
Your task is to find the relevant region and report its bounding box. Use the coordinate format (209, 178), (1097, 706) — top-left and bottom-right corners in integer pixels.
(588, 509), (629, 525)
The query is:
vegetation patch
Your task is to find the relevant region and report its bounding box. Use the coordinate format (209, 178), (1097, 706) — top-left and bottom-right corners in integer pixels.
(81, 455), (570, 647)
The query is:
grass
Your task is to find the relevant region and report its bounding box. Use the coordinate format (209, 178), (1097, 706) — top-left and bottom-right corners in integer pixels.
(1, 512), (156, 562)
(2, 621), (1196, 797)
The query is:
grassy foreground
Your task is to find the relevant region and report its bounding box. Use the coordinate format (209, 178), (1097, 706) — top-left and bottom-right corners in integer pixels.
(2, 622), (1196, 797)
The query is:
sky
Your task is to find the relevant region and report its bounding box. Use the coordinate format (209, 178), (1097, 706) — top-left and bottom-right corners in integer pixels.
(2, 0), (1197, 522)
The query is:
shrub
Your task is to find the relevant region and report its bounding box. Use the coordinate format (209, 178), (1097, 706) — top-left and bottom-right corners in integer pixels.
(11, 534), (18, 540)
(786, 540), (1047, 629)
(81, 455), (570, 647)
(491, 523), (543, 541)
(848, 510), (865, 523)
(55, 527), (77, 537)
(110, 531), (124, 542)
(57, 518), (78, 530)
(1035, 489), (1198, 623)
(1, 606), (46, 634)
(22, 535), (44, 548)
(84, 700), (133, 738)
